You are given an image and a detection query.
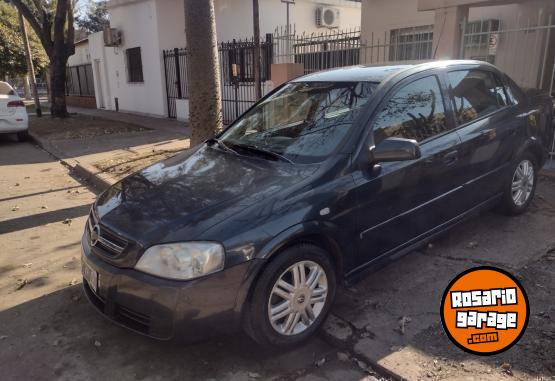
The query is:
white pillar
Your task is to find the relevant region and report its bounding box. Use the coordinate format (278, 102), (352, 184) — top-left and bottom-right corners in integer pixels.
(431, 6), (469, 60)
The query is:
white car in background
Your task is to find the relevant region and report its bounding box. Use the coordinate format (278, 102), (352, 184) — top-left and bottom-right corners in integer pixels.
(0, 81), (29, 141)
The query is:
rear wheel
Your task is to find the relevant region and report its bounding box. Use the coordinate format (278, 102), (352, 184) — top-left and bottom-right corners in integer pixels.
(497, 152), (537, 215)
(17, 130), (30, 142)
(243, 244), (336, 347)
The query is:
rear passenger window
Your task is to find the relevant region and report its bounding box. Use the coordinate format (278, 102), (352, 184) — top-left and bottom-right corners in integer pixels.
(373, 75), (448, 143)
(447, 70), (505, 125)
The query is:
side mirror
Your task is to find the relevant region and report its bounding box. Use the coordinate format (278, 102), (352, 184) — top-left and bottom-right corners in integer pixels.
(370, 137), (421, 163)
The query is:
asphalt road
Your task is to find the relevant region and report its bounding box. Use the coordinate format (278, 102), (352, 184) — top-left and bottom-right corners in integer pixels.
(1, 138), (553, 380)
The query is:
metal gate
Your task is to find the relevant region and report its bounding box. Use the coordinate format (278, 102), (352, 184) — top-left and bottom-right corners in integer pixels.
(460, 11), (555, 95)
(219, 38), (273, 124)
(163, 48), (189, 119)
(163, 37), (273, 124)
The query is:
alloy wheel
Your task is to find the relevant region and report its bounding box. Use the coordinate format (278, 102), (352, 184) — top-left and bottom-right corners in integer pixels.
(267, 260), (328, 336)
(511, 159), (534, 207)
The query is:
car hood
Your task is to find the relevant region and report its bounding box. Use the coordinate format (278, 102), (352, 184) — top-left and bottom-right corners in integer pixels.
(95, 144), (318, 244)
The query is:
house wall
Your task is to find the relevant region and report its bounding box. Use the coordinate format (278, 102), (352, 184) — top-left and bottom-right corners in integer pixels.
(216, 0), (361, 41)
(90, 0), (168, 116)
(150, 0), (362, 47)
(360, 0), (555, 88)
(67, 42), (91, 66)
(361, 0), (434, 43)
(361, 0), (553, 43)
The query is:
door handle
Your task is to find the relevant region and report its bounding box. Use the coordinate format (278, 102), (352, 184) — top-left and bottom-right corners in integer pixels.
(442, 150), (458, 166)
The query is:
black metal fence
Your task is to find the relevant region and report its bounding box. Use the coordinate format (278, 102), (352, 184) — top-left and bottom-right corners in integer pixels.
(163, 48), (189, 119)
(163, 35), (273, 124)
(163, 27), (437, 124)
(66, 64), (95, 97)
(219, 37), (273, 124)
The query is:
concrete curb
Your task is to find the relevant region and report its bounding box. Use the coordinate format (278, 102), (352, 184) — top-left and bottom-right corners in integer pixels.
(29, 131), (116, 192)
(540, 168), (555, 179)
(322, 313), (405, 381)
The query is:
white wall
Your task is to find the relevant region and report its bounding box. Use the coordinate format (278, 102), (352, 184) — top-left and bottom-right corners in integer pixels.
(91, 0), (167, 116)
(67, 41), (91, 66)
(216, 0), (361, 41)
(151, 0), (362, 46)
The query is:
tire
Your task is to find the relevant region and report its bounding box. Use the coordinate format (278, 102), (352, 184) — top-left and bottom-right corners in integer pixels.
(496, 152), (538, 215)
(243, 244), (337, 347)
(17, 130), (30, 142)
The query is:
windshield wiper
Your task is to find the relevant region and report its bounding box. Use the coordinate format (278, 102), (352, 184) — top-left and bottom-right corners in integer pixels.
(206, 137), (239, 155)
(232, 143), (294, 164)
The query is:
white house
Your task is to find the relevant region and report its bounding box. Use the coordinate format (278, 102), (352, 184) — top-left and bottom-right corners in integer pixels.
(86, 0), (362, 119)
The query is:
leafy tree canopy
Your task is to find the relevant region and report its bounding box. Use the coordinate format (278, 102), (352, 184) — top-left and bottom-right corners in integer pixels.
(0, 2), (48, 78)
(76, 1), (109, 34)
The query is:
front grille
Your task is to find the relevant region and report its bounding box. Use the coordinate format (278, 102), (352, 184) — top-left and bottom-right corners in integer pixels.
(87, 211), (128, 256)
(115, 305), (151, 334)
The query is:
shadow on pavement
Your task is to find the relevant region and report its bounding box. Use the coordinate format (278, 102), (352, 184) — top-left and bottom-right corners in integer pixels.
(0, 204), (91, 235)
(0, 286), (334, 381)
(333, 179), (555, 379)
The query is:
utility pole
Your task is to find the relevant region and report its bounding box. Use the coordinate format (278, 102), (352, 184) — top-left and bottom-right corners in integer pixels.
(18, 10), (42, 117)
(253, 0), (262, 99)
(281, 0), (295, 58)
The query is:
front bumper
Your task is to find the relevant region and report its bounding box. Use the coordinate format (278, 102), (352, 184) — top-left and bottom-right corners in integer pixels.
(81, 235), (258, 341)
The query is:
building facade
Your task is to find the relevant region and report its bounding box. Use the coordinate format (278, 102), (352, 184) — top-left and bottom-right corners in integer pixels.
(360, 0), (555, 91)
(86, 0), (362, 118)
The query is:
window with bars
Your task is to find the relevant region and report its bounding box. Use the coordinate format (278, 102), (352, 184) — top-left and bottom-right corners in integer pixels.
(126, 47), (144, 83)
(389, 25), (434, 61)
(464, 19), (500, 47)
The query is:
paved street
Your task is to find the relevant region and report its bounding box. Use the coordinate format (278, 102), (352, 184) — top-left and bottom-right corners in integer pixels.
(1, 137), (554, 380)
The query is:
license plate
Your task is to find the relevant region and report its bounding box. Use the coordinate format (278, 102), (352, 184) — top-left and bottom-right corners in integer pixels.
(83, 262), (98, 293)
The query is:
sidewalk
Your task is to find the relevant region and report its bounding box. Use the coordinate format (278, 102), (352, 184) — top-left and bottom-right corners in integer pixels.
(67, 106), (184, 133)
(29, 108), (191, 190)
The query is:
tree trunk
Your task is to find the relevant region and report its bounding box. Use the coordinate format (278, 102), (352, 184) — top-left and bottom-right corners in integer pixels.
(18, 10), (42, 116)
(50, 52), (68, 117)
(183, 0), (223, 145)
(23, 75), (31, 100)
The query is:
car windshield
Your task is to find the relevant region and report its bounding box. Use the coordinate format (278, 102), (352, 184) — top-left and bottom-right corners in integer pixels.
(219, 81), (377, 164)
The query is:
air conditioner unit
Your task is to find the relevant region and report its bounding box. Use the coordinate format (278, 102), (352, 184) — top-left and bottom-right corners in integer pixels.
(316, 7), (340, 28)
(103, 27), (122, 47)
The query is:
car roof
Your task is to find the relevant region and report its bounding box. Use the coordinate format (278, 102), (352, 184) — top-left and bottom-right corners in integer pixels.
(293, 60), (495, 83)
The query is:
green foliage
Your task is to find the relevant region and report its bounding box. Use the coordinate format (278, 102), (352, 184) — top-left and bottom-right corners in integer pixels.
(76, 1), (109, 34)
(0, 2), (48, 77)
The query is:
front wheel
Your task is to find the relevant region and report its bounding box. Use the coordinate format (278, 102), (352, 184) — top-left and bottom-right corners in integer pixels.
(243, 244), (336, 347)
(497, 153), (538, 215)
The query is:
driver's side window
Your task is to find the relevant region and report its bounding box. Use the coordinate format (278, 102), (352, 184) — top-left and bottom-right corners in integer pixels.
(373, 75), (448, 145)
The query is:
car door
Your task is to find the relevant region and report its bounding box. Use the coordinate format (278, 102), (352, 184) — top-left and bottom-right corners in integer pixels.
(351, 72), (466, 269)
(445, 68), (522, 207)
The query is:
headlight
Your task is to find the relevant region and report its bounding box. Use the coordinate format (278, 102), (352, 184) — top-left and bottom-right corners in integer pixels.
(135, 242), (224, 280)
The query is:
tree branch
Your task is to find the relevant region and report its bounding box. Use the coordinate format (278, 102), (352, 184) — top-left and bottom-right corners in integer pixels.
(10, 0), (53, 56)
